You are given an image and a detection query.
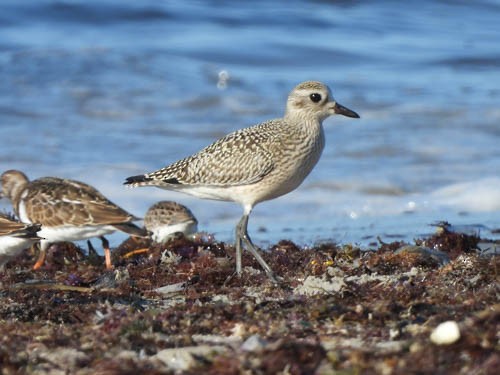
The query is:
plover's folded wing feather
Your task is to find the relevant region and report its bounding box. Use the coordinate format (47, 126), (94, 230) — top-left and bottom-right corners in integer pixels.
(126, 123), (278, 188)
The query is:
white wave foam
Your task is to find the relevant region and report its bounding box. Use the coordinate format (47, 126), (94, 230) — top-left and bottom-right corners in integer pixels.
(430, 177), (500, 212)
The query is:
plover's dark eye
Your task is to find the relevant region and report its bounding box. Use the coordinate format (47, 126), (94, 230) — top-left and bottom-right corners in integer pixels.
(310, 93), (322, 103)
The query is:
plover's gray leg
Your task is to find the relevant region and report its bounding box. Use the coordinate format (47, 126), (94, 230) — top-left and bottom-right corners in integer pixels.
(224, 227), (244, 285)
(235, 223), (243, 276)
(236, 213), (278, 284)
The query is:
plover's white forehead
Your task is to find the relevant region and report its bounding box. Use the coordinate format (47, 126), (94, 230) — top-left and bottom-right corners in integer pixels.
(290, 81), (333, 101)
(293, 81), (329, 92)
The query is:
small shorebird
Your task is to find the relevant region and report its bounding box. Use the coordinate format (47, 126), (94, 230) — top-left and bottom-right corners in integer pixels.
(144, 201), (198, 243)
(0, 212), (42, 270)
(0, 170), (146, 269)
(125, 81), (359, 282)
(121, 201), (199, 260)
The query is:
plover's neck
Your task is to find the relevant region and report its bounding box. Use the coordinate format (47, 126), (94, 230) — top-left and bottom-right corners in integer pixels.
(284, 108), (323, 130)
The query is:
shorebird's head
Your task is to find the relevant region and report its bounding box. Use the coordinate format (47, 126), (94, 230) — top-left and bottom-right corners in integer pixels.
(285, 81), (359, 123)
(0, 169), (30, 203)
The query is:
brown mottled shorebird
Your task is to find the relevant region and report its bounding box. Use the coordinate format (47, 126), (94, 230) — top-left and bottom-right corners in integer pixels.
(125, 81), (359, 282)
(144, 201), (198, 243)
(0, 170), (146, 269)
(0, 212), (42, 270)
(122, 200), (199, 259)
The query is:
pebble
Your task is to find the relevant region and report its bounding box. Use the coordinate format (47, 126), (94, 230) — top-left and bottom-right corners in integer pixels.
(154, 345), (226, 371)
(241, 334), (268, 352)
(430, 321), (461, 345)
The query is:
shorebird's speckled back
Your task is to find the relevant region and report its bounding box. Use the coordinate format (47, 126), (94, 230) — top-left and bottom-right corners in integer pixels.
(144, 201), (198, 243)
(1, 170), (141, 231)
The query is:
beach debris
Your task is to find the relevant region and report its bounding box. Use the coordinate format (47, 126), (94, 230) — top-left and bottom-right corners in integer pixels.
(430, 321), (461, 345)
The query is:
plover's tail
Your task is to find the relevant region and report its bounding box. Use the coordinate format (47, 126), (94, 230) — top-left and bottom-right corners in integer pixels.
(124, 173), (182, 188)
(124, 174), (155, 187)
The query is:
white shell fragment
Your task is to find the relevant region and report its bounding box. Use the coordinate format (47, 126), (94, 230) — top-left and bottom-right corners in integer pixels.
(430, 321), (461, 345)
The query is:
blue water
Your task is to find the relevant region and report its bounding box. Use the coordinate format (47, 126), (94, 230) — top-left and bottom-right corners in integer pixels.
(1, 0), (499, 249)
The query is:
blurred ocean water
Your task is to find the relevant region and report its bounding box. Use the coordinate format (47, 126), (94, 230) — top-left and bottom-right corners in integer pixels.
(1, 0), (499, 248)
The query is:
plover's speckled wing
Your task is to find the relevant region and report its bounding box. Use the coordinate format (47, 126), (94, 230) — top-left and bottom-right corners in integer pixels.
(22, 177), (141, 232)
(127, 121), (280, 187)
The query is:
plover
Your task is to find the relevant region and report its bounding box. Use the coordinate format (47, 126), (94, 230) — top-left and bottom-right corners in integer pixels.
(0, 170), (146, 269)
(125, 81), (359, 282)
(0, 212), (42, 270)
(144, 201), (198, 243)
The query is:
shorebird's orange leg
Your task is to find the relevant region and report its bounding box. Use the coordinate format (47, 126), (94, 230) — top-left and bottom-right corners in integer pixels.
(32, 245), (46, 270)
(122, 248), (149, 259)
(100, 236), (113, 270)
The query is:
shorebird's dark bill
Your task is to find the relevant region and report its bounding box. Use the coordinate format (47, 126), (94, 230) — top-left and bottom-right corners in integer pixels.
(334, 103), (360, 118)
